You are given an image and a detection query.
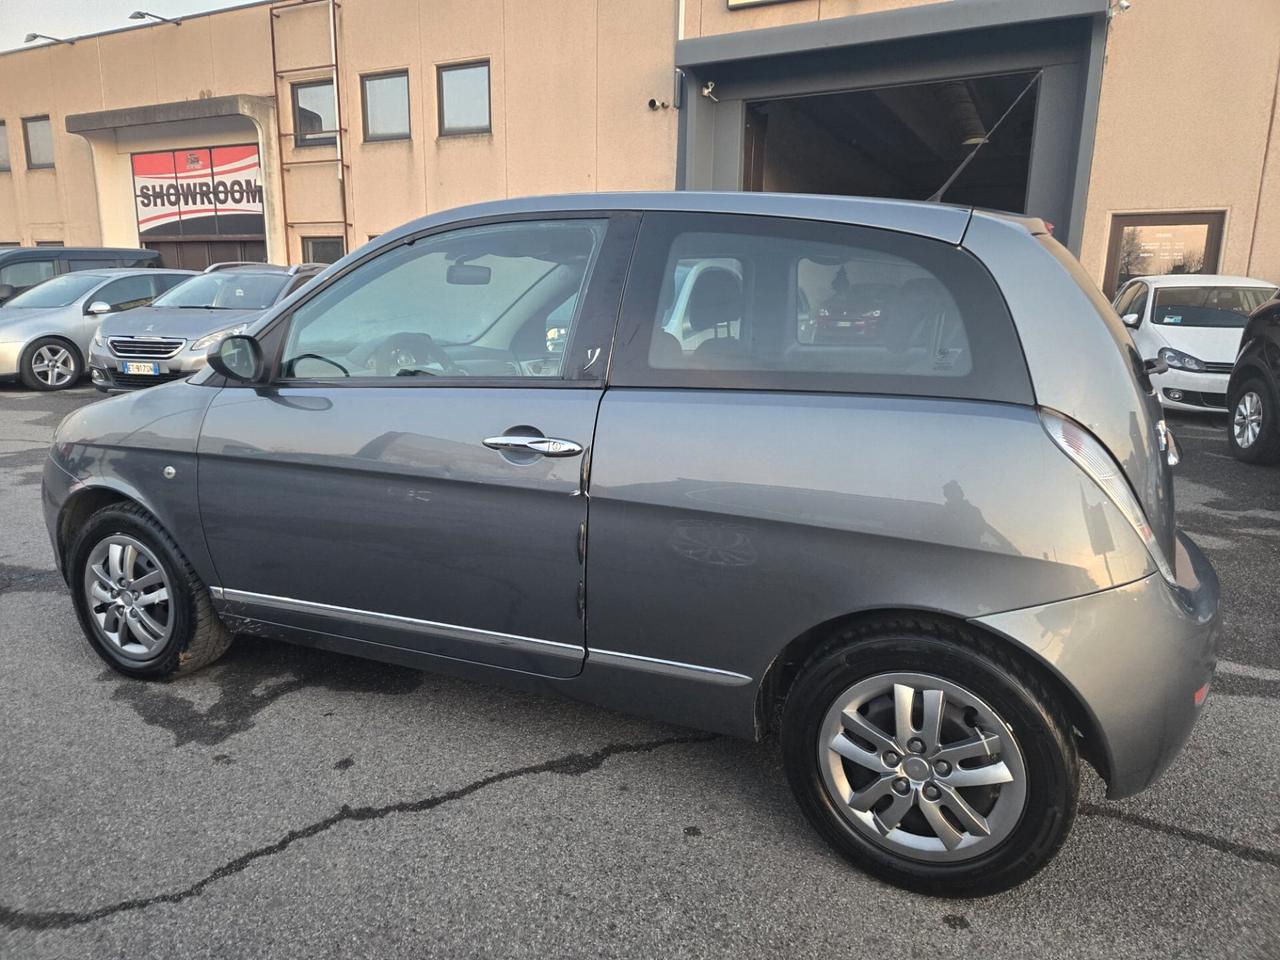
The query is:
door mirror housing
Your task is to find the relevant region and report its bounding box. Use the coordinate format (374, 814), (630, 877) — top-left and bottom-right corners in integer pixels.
(0, 283), (14, 305)
(86, 300), (112, 316)
(1121, 312), (1141, 328)
(208, 334), (265, 383)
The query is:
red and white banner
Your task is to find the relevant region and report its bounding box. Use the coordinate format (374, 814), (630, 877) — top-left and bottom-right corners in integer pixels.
(132, 144), (265, 238)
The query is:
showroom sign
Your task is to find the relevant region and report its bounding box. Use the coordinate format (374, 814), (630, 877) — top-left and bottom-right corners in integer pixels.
(131, 144), (265, 238)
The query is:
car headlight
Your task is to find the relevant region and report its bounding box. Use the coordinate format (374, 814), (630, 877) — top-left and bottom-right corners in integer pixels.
(190, 323), (249, 352)
(1157, 347), (1206, 372)
(93, 327), (104, 347)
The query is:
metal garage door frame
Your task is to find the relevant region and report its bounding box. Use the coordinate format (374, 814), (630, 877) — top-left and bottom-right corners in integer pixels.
(675, 0), (1110, 254)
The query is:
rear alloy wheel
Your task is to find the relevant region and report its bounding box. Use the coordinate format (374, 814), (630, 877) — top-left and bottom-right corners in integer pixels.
(782, 622), (1078, 896)
(1228, 378), (1280, 464)
(20, 337), (82, 391)
(817, 673), (1027, 863)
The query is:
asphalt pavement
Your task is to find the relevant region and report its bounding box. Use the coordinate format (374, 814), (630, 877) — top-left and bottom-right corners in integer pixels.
(1, 383), (1277, 959)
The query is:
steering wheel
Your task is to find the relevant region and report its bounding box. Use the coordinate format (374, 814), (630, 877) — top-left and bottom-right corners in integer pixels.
(373, 333), (466, 377)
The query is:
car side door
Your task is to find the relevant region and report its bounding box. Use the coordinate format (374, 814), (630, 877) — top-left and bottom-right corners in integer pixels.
(197, 213), (637, 678)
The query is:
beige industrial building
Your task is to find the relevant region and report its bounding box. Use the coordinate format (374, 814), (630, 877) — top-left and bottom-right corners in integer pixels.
(0, 0), (1277, 295)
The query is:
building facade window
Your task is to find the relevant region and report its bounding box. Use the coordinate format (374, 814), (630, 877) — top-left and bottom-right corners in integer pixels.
(23, 116), (54, 169)
(303, 236), (346, 264)
(1103, 211), (1226, 297)
(362, 71), (410, 141)
(292, 80), (337, 147)
(0, 122), (10, 172)
(437, 61), (491, 136)
(34, 240), (64, 246)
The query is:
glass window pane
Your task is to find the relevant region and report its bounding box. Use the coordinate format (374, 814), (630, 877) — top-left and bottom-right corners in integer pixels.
(439, 63), (490, 134)
(294, 82), (336, 145)
(0, 258), (57, 289)
(97, 275), (157, 311)
(282, 219), (605, 379)
(613, 213), (1030, 402)
(1151, 285), (1277, 328)
(303, 237), (346, 264)
(1115, 222), (1211, 289)
(364, 73), (410, 139)
(24, 117), (53, 168)
(0, 123), (10, 171)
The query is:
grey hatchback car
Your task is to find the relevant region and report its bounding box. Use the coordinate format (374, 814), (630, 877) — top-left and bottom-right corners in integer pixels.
(43, 193), (1218, 895)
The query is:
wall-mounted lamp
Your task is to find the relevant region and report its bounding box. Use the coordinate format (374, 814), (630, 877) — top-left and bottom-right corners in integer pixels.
(24, 32), (74, 45)
(129, 10), (182, 25)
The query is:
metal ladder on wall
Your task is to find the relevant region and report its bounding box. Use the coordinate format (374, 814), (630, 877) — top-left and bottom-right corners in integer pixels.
(269, 0), (351, 261)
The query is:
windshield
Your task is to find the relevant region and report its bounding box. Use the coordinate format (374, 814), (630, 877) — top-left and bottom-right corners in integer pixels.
(4, 273), (107, 308)
(1152, 285), (1277, 328)
(152, 271), (289, 310)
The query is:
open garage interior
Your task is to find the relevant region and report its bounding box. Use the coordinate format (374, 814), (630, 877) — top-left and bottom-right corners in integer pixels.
(743, 72), (1038, 213)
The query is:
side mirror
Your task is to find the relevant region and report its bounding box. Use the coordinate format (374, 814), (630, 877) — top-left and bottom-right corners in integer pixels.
(86, 300), (112, 316)
(208, 335), (265, 383)
(1121, 312), (1141, 328)
(0, 283), (14, 305)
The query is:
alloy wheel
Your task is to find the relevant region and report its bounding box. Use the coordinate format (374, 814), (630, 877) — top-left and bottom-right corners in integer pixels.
(1234, 391), (1263, 449)
(818, 672), (1028, 863)
(82, 535), (174, 659)
(30, 344), (76, 387)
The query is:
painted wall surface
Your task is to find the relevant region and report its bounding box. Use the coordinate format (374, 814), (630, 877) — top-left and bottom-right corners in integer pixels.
(1080, 0), (1280, 286)
(0, 4), (277, 248)
(0, 0), (1277, 293)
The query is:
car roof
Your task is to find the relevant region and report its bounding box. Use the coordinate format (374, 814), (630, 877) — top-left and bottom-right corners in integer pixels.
(1134, 274), (1278, 289)
(79, 267), (195, 276)
(0, 247), (157, 258)
(376, 191), (1007, 247)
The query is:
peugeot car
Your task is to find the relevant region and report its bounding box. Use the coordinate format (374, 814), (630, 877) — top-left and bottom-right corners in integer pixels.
(44, 193), (1219, 895)
(0, 268), (193, 390)
(88, 262), (323, 391)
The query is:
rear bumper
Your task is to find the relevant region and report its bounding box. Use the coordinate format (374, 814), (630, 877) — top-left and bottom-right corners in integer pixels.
(974, 531), (1219, 799)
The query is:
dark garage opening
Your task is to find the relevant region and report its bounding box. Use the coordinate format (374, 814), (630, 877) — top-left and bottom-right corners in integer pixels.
(743, 71), (1038, 214)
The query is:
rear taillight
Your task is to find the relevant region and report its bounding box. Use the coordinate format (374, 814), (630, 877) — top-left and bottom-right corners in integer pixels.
(1040, 409), (1176, 584)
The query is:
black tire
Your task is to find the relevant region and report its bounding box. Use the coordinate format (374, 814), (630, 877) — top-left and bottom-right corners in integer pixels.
(1227, 377), (1280, 464)
(19, 336), (83, 391)
(781, 617), (1078, 897)
(68, 502), (233, 678)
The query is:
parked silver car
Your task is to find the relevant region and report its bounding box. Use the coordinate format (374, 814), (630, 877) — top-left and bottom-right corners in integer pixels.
(88, 263), (323, 392)
(0, 268), (193, 390)
(43, 193), (1219, 895)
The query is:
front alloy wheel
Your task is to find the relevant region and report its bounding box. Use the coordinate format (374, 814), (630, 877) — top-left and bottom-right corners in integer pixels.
(83, 534), (174, 659)
(1233, 391), (1262, 449)
(1228, 378), (1280, 464)
(21, 337), (82, 390)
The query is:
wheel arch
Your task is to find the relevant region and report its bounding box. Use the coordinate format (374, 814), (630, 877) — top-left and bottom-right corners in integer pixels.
(56, 483), (155, 577)
(755, 607), (1112, 787)
(22, 333), (86, 370)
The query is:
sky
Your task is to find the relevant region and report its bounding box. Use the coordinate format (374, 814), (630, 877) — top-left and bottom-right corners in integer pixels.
(0, 0), (251, 53)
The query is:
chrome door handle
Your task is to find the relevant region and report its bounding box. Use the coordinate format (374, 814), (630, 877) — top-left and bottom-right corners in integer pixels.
(482, 435), (583, 458)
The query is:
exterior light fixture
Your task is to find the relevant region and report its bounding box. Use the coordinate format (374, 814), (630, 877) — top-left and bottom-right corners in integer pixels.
(24, 32), (74, 44)
(129, 10), (182, 25)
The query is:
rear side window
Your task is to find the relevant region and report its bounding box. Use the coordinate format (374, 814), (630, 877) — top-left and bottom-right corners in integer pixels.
(612, 213), (1030, 403)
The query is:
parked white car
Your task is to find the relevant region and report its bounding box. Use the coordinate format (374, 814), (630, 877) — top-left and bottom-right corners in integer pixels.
(1114, 274), (1277, 412)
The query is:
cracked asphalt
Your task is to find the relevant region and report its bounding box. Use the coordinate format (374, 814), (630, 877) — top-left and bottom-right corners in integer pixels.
(1, 383), (1278, 959)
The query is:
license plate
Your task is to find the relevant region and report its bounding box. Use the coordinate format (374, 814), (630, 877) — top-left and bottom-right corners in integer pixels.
(123, 361), (161, 376)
